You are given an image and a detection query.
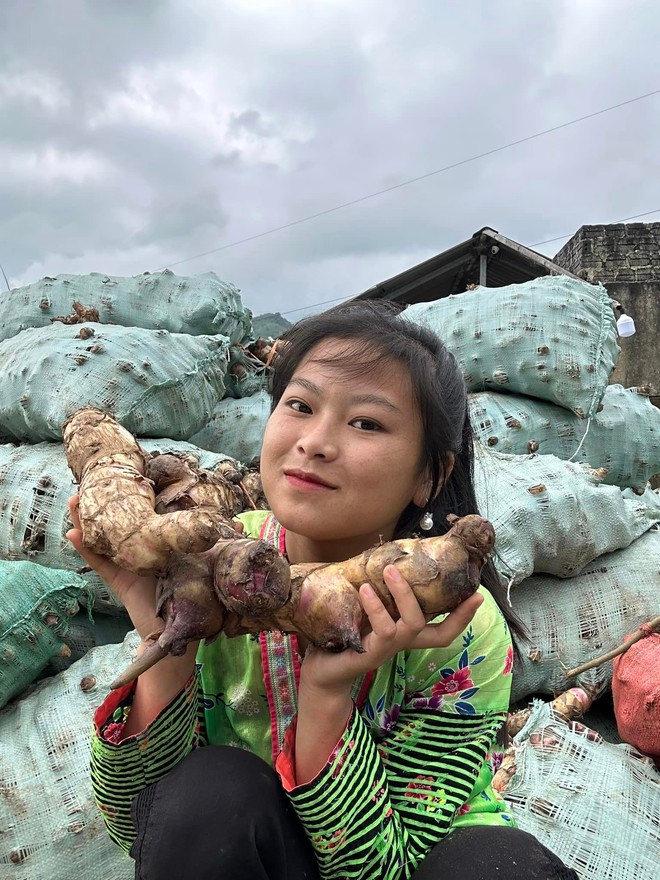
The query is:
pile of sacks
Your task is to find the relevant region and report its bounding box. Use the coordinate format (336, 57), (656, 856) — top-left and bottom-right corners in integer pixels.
(403, 276), (660, 879)
(2, 273), (659, 879)
(0, 270), (272, 880)
(402, 279), (660, 700)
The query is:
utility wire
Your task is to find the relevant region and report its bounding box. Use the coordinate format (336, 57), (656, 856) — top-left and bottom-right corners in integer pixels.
(280, 206), (660, 317)
(530, 207), (660, 247)
(159, 87), (660, 273)
(0, 262), (10, 292)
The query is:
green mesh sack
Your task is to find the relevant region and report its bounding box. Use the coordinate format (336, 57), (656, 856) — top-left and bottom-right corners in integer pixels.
(510, 529), (660, 701)
(0, 561), (93, 709)
(0, 440), (239, 615)
(188, 391), (271, 464)
(0, 632), (140, 879)
(224, 347), (271, 399)
(37, 610), (133, 677)
(403, 276), (620, 417)
(0, 269), (252, 344)
(473, 445), (660, 587)
(470, 385), (660, 491)
(501, 702), (660, 880)
(0, 323), (230, 441)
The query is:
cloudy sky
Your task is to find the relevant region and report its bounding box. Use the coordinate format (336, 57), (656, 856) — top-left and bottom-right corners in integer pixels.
(1, 0), (659, 319)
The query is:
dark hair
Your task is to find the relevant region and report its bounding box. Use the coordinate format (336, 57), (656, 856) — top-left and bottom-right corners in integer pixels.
(270, 299), (525, 648)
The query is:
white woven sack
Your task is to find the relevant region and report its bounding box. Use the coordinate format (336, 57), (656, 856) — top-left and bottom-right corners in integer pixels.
(0, 440), (237, 614)
(510, 529), (660, 701)
(0, 323), (230, 442)
(0, 632), (140, 879)
(403, 276), (620, 417)
(502, 702), (660, 880)
(0, 270), (252, 343)
(473, 445), (660, 587)
(469, 385), (660, 491)
(188, 391), (271, 464)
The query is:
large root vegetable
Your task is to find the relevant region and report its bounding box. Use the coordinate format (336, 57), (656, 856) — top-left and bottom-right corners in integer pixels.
(232, 512), (495, 648)
(111, 537), (292, 688)
(63, 407), (242, 575)
(111, 514), (496, 689)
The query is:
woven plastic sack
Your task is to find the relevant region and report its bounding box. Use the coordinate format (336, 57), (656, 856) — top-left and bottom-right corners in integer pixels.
(510, 529), (660, 701)
(403, 276), (620, 417)
(473, 445), (660, 587)
(224, 347), (271, 399)
(0, 323), (231, 442)
(0, 440), (238, 614)
(0, 632), (140, 879)
(0, 269), (252, 344)
(189, 391), (271, 464)
(0, 561), (93, 710)
(501, 702), (660, 880)
(613, 632), (660, 764)
(469, 385), (660, 491)
(37, 611), (134, 678)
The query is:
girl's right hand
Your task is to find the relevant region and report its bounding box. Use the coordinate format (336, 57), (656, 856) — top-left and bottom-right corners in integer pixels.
(66, 494), (158, 609)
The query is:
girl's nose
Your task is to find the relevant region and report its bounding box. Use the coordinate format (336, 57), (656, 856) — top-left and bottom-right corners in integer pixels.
(296, 422), (338, 460)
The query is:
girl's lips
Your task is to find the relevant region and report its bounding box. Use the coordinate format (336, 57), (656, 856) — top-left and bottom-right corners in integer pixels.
(284, 470), (337, 491)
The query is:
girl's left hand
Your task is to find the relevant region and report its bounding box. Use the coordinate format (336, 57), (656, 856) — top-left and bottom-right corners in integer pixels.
(299, 564), (483, 696)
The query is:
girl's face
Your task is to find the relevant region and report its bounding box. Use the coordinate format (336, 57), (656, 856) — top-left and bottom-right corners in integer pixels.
(260, 339), (430, 562)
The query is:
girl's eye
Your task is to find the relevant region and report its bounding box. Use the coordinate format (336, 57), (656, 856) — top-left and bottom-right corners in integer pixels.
(351, 418), (381, 432)
(288, 399), (312, 414)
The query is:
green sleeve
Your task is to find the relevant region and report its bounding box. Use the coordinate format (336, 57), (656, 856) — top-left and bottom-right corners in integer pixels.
(277, 704), (505, 880)
(89, 510), (270, 854)
(275, 589), (513, 880)
(90, 671), (205, 854)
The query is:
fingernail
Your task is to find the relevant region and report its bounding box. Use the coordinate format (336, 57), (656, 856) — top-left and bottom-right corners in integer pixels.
(385, 565), (402, 582)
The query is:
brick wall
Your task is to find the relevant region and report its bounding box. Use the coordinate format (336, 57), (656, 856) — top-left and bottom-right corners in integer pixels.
(554, 223), (660, 283)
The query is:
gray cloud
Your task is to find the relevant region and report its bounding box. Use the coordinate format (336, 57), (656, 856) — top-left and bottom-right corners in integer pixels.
(1, 0), (659, 318)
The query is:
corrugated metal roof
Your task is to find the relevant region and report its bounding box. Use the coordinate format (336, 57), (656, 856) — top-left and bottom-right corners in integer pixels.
(352, 227), (580, 305)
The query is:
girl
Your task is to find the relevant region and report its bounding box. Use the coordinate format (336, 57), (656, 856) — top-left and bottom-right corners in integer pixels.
(68, 301), (577, 879)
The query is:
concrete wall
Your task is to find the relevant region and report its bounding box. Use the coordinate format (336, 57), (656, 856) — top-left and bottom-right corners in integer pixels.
(554, 224), (660, 404)
(605, 282), (659, 401)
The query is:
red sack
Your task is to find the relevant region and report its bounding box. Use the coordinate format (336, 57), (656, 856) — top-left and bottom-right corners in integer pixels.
(612, 631), (660, 765)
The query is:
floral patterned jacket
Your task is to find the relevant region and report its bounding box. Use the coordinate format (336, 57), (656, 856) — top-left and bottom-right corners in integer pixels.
(91, 510), (515, 880)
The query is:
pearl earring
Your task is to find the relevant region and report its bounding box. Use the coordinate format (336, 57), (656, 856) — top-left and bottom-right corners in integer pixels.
(419, 510), (434, 531)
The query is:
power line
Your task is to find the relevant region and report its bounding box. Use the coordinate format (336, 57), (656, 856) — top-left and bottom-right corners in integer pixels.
(281, 295), (355, 317)
(160, 87), (660, 273)
(280, 206), (660, 317)
(0, 262), (10, 292)
(529, 208), (660, 247)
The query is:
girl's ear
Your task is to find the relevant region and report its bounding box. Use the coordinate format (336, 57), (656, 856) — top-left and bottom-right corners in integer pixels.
(412, 453), (455, 508)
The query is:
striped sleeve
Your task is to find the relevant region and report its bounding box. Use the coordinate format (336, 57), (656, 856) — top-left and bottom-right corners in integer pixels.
(278, 710), (502, 880)
(276, 588), (512, 880)
(90, 670), (204, 854)
(278, 704), (504, 880)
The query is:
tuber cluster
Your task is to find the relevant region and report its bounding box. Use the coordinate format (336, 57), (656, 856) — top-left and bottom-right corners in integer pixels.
(111, 513), (495, 689)
(63, 408), (245, 575)
(63, 408), (497, 691)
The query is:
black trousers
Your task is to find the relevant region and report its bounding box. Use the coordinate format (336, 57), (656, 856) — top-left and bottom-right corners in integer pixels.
(130, 746), (578, 880)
